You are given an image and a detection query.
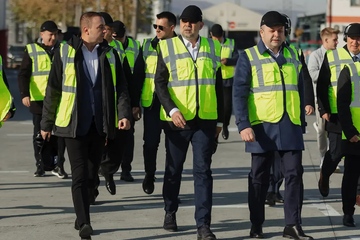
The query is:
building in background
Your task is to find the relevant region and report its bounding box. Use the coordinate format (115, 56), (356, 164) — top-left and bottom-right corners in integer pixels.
(326, 0), (360, 46)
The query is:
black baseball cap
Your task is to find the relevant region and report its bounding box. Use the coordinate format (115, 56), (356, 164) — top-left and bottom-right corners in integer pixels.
(180, 5), (202, 23)
(99, 12), (114, 26)
(260, 11), (286, 27)
(211, 24), (224, 37)
(40, 21), (59, 32)
(112, 20), (126, 38)
(346, 23), (360, 37)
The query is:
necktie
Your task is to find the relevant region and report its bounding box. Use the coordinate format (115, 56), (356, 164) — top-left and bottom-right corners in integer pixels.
(353, 55), (359, 62)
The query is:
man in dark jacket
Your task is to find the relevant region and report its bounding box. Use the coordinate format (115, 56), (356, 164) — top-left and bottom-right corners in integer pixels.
(336, 25), (360, 228)
(155, 5), (223, 240)
(18, 20), (68, 178)
(233, 11), (312, 239)
(40, 12), (131, 240)
(317, 23), (360, 200)
(136, 11), (177, 195)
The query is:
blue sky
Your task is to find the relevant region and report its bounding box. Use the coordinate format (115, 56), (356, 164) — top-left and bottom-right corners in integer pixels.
(194, 0), (327, 15)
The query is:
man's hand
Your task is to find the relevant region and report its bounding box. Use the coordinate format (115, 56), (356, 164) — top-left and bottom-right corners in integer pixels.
(118, 118), (130, 130)
(220, 58), (227, 65)
(171, 111), (186, 128)
(22, 97), (30, 107)
(322, 113), (330, 122)
(240, 127), (256, 142)
(132, 107), (141, 121)
(215, 126), (222, 138)
(305, 105), (314, 115)
(40, 130), (51, 141)
(349, 135), (360, 143)
(1, 112), (11, 122)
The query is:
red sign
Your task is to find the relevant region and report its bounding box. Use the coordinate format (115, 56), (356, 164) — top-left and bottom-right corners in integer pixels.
(228, 21), (236, 29)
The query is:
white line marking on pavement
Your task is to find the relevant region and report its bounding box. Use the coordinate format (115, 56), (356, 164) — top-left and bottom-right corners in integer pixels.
(7, 133), (32, 137)
(307, 197), (341, 216)
(228, 170), (249, 173)
(0, 171), (29, 173)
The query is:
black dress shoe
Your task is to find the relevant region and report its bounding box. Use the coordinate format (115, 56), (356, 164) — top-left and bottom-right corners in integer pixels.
(265, 192), (276, 206)
(275, 192), (284, 203)
(163, 212), (177, 232)
(142, 173), (155, 194)
(197, 225), (217, 240)
(105, 174), (116, 195)
(283, 225), (313, 240)
(222, 127), (229, 140)
(120, 171), (134, 182)
(318, 171), (329, 197)
(249, 225), (264, 238)
(343, 214), (356, 227)
(79, 224), (93, 239)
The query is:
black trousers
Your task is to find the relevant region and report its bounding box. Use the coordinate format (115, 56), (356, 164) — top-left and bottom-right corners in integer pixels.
(223, 86), (233, 128)
(100, 129), (127, 176)
(65, 124), (105, 227)
(342, 154), (360, 215)
(32, 114), (42, 164)
(249, 150), (303, 226)
(268, 151), (284, 193)
(143, 96), (162, 175)
(121, 120), (135, 173)
(163, 127), (215, 227)
(321, 132), (343, 178)
(33, 113), (66, 168)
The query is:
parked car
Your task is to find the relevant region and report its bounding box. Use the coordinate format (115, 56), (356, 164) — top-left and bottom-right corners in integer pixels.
(7, 45), (25, 68)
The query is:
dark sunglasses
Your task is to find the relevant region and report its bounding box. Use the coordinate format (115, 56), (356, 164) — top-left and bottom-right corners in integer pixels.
(153, 24), (166, 31)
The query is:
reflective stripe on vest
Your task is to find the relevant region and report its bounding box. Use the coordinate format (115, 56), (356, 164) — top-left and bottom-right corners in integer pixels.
(0, 56), (13, 128)
(125, 38), (140, 73)
(327, 48), (353, 114)
(342, 63), (360, 139)
(110, 40), (125, 63)
(158, 37), (221, 121)
(141, 38), (158, 107)
(26, 43), (52, 101)
(245, 45), (302, 125)
(55, 44), (118, 128)
(221, 38), (235, 80)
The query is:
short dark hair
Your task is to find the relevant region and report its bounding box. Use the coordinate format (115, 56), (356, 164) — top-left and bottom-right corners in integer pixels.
(156, 11), (177, 26)
(80, 11), (102, 30)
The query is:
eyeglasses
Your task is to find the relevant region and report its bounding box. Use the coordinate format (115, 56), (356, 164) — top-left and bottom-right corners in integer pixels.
(153, 24), (165, 31)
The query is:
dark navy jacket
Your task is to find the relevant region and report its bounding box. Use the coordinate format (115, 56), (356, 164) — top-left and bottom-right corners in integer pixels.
(233, 40), (305, 153)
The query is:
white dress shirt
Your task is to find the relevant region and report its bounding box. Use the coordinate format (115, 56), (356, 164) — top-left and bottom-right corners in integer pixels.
(81, 44), (100, 84)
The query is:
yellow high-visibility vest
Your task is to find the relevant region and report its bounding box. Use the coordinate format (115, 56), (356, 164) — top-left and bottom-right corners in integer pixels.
(125, 38), (140, 73)
(141, 38), (158, 107)
(158, 37), (221, 121)
(221, 38), (235, 80)
(26, 43), (52, 101)
(341, 63), (360, 139)
(55, 44), (118, 127)
(0, 56), (13, 128)
(109, 40), (126, 63)
(327, 48), (353, 114)
(245, 45), (302, 125)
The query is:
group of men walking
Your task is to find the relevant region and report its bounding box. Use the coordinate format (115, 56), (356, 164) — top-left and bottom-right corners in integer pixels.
(2, 3), (360, 240)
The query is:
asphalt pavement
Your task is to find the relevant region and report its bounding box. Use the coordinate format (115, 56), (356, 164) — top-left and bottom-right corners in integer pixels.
(1, 69), (360, 239)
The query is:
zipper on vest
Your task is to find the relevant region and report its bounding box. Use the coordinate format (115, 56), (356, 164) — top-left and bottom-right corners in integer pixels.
(194, 61), (199, 113)
(279, 66), (287, 111)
